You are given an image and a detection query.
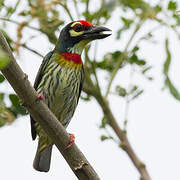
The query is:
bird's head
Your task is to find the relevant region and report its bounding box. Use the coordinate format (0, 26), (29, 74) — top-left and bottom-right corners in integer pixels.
(55, 20), (111, 55)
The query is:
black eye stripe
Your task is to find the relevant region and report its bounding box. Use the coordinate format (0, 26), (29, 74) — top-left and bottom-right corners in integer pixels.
(84, 26), (90, 31)
(72, 24), (84, 32)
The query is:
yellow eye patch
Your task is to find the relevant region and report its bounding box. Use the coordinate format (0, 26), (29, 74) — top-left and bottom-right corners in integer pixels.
(69, 30), (83, 37)
(69, 22), (84, 37)
(71, 22), (82, 28)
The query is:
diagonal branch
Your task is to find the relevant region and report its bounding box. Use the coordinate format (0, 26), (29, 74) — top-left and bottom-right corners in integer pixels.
(0, 31), (100, 180)
(83, 76), (151, 180)
(0, 17), (40, 32)
(94, 94), (151, 180)
(21, 43), (43, 57)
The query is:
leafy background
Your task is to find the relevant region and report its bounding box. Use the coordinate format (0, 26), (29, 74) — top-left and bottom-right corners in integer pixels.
(0, 0), (180, 179)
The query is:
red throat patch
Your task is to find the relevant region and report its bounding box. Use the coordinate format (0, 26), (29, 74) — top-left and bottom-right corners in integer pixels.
(60, 52), (82, 64)
(73, 20), (93, 27)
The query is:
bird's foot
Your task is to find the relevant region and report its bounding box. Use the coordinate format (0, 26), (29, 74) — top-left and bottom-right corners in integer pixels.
(66, 133), (75, 148)
(37, 94), (44, 100)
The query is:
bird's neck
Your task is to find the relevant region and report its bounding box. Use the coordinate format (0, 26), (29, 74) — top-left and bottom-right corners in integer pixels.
(54, 39), (91, 67)
(55, 39), (90, 55)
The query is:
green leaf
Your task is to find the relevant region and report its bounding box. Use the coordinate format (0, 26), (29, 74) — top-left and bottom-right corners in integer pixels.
(147, 77), (153, 81)
(132, 46), (139, 53)
(116, 86), (127, 97)
(129, 54), (146, 66)
(173, 14), (180, 26)
(168, 1), (177, 11)
(165, 77), (180, 100)
(96, 51), (123, 72)
(7, 7), (14, 15)
(136, 59), (146, 66)
(131, 90), (144, 100)
(129, 85), (138, 94)
(154, 5), (162, 13)
(9, 94), (19, 106)
(100, 135), (113, 141)
(142, 66), (152, 74)
(99, 117), (108, 129)
(0, 103), (15, 127)
(100, 135), (109, 141)
(8, 105), (27, 116)
(121, 17), (133, 27)
(0, 30), (14, 51)
(163, 39), (171, 75)
(0, 49), (10, 69)
(117, 17), (133, 39)
(9, 94), (27, 116)
(0, 117), (6, 127)
(129, 54), (138, 64)
(0, 74), (5, 83)
(0, 93), (4, 101)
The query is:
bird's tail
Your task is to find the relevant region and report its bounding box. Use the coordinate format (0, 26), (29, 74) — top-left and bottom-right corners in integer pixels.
(33, 142), (53, 172)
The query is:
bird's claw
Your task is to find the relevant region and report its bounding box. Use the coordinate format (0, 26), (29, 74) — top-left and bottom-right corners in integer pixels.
(37, 94), (44, 100)
(66, 133), (75, 148)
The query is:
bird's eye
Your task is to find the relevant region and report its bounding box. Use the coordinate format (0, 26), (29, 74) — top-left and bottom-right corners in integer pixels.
(73, 24), (83, 32)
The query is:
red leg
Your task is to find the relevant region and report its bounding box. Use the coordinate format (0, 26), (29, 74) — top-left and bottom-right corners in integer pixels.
(37, 94), (44, 100)
(66, 133), (75, 148)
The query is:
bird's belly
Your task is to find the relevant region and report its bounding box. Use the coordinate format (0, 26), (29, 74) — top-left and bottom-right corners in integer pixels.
(38, 66), (81, 127)
(51, 85), (79, 127)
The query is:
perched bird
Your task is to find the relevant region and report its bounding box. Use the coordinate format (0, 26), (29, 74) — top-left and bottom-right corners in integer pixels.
(31, 20), (111, 172)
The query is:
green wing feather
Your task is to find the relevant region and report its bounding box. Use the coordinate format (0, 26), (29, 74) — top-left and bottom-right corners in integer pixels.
(30, 50), (84, 140)
(77, 65), (84, 103)
(30, 51), (54, 140)
(34, 51), (54, 90)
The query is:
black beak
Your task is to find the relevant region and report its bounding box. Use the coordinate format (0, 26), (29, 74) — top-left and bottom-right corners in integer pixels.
(82, 26), (112, 40)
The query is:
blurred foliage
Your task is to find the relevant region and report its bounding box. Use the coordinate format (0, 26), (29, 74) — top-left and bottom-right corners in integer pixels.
(95, 51), (124, 72)
(1, 2), (180, 178)
(0, 74), (27, 127)
(19, 0), (64, 44)
(0, 0), (179, 133)
(0, 48), (10, 69)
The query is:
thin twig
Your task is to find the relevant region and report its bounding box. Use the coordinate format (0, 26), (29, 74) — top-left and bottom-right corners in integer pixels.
(83, 72), (151, 180)
(21, 43), (43, 57)
(155, 16), (180, 39)
(59, 3), (74, 21)
(94, 0), (105, 25)
(104, 127), (119, 144)
(161, 10), (180, 38)
(73, 0), (80, 19)
(123, 65), (135, 130)
(85, 0), (90, 21)
(91, 42), (101, 93)
(0, 17), (40, 32)
(7, 0), (21, 19)
(135, 24), (162, 44)
(95, 92), (151, 180)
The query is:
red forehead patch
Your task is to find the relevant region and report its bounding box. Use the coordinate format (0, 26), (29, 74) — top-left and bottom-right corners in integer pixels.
(74, 20), (93, 27)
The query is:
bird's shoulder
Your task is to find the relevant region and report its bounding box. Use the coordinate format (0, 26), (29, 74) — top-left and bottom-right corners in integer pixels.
(34, 51), (54, 89)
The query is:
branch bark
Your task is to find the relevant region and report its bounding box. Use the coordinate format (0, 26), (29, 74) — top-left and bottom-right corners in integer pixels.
(83, 76), (151, 180)
(0, 31), (100, 180)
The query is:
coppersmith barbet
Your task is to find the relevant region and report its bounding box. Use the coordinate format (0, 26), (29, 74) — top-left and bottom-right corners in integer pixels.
(30, 20), (111, 172)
